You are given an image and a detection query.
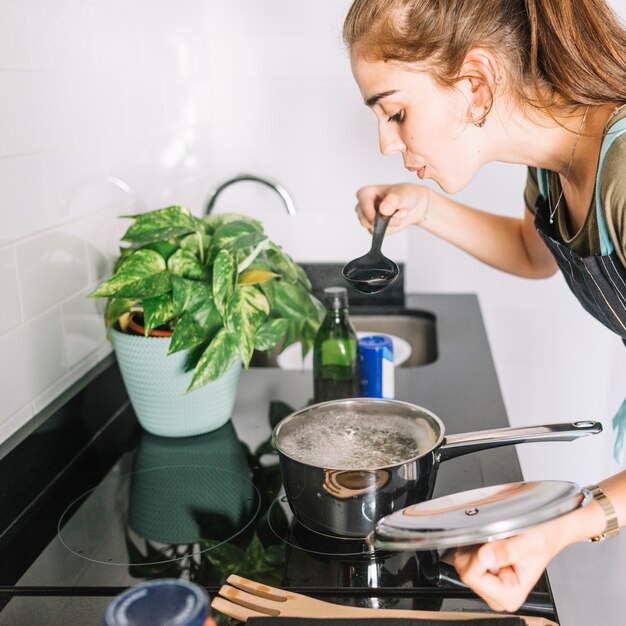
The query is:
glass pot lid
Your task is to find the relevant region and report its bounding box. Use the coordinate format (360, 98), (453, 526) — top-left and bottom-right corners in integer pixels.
(368, 480), (590, 551)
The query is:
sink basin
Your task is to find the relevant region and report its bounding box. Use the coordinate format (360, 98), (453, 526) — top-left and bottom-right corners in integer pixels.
(251, 309), (438, 369)
(350, 310), (437, 367)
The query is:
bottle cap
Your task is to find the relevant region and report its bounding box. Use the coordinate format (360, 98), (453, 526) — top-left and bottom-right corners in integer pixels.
(323, 286), (348, 310)
(103, 579), (209, 626)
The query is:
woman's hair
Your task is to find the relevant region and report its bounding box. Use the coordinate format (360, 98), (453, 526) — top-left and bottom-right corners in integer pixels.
(343, 0), (626, 116)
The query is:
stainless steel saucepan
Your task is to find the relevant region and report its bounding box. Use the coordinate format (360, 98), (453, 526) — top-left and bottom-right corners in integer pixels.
(271, 398), (601, 538)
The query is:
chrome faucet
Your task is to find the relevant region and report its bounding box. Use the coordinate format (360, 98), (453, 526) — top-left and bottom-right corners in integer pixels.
(205, 174), (296, 216)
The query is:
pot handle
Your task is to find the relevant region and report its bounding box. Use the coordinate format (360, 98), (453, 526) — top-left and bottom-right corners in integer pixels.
(438, 420), (602, 462)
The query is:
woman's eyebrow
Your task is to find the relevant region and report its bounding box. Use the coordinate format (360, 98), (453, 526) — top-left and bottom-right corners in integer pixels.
(365, 89), (399, 107)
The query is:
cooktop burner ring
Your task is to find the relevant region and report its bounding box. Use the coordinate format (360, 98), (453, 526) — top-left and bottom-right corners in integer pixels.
(267, 492), (386, 558)
(57, 463), (261, 567)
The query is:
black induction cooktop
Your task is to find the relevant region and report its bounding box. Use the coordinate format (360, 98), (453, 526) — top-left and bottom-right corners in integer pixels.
(0, 363), (558, 625)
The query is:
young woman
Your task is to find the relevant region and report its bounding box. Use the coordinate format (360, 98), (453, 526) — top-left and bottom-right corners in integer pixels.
(342, 0), (626, 612)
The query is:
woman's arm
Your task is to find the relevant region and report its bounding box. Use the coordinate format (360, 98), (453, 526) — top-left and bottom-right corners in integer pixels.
(355, 183), (559, 278)
(453, 471), (626, 613)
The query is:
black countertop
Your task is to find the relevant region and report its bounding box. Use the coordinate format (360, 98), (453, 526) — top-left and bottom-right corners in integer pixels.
(0, 293), (559, 625)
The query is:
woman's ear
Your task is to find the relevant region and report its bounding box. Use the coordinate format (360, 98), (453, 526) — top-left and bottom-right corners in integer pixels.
(459, 48), (501, 124)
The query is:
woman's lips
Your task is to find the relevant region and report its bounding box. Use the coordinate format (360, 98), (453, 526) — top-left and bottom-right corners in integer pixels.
(406, 165), (426, 179)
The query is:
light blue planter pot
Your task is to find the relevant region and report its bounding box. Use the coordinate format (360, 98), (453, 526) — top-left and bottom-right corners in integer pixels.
(111, 326), (241, 437)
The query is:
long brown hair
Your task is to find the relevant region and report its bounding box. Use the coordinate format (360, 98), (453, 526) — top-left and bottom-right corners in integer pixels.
(343, 0), (626, 115)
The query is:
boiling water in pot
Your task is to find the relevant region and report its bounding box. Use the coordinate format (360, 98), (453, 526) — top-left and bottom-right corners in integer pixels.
(279, 411), (438, 469)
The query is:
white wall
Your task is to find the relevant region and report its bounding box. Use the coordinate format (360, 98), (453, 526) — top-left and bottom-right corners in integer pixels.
(0, 0), (215, 443)
(1, 0), (625, 490)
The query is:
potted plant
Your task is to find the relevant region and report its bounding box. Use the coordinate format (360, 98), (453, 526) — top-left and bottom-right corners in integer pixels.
(90, 205), (322, 437)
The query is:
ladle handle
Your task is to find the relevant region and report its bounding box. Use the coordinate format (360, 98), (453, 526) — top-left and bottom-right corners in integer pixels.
(371, 210), (392, 254)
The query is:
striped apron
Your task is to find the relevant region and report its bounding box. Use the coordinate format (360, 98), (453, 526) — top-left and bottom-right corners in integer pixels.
(535, 117), (626, 461)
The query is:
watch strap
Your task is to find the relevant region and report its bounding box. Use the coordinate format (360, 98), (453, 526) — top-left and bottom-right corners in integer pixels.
(584, 484), (620, 542)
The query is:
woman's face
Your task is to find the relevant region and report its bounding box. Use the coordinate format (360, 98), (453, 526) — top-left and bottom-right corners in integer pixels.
(350, 52), (486, 193)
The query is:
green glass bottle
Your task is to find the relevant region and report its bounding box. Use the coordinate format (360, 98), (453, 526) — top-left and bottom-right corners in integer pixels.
(313, 287), (359, 403)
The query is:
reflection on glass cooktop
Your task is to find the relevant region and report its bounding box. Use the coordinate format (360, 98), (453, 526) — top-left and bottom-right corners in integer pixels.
(18, 421), (281, 588)
(14, 413), (458, 595)
(266, 492), (451, 611)
(58, 464), (260, 567)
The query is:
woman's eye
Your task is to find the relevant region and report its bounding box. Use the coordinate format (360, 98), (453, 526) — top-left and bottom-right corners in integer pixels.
(387, 111), (404, 124)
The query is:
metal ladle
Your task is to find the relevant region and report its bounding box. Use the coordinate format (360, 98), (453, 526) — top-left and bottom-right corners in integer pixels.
(342, 210), (399, 294)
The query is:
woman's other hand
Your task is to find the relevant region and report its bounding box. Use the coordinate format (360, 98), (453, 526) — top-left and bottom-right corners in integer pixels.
(453, 478), (617, 613)
(453, 520), (566, 613)
(354, 183), (430, 234)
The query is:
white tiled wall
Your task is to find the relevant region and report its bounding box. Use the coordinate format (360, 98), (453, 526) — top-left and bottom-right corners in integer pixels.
(0, 0), (215, 444)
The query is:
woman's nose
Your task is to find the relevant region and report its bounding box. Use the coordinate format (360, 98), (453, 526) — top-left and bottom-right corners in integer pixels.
(378, 124), (404, 155)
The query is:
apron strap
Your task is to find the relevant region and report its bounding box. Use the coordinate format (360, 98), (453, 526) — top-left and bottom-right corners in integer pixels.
(537, 167), (549, 200)
(537, 116), (626, 255)
(595, 117), (626, 255)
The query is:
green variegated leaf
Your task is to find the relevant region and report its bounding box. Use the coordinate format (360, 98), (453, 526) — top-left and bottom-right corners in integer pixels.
(237, 269), (278, 286)
(209, 221), (262, 259)
(168, 312), (206, 354)
(226, 286), (269, 366)
(167, 248), (210, 281)
(142, 241), (179, 262)
(198, 538), (246, 575)
(113, 247), (134, 272)
(282, 319), (304, 351)
(203, 213), (263, 235)
(237, 237), (271, 271)
(267, 242), (300, 282)
(194, 299), (222, 337)
(244, 533), (265, 570)
(182, 340), (210, 372)
(312, 295), (326, 321)
(224, 231), (266, 254)
(104, 298), (135, 329)
(89, 250), (170, 298)
(254, 318), (289, 351)
(143, 293), (175, 334)
(269, 400), (295, 429)
(273, 280), (318, 320)
(121, 206), (205, 244)
(170, 275), (212, 315)
(259, 278), (276, 310)
(241, 285), (270, 318)
(299, 317), (320, 357)
(180, 231), (211, 263)
(293, 262), (313, 291)
(246, 261), (275, 272)
(116, 272), (171, 298)
(213, 250), (237, 317)
(188, 328), (239, 391)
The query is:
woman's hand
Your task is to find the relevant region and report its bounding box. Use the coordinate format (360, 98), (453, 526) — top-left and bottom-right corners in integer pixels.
(453, 475), (621, 613)
(354, 183), (431, 234)
(453, 519), (566, 613)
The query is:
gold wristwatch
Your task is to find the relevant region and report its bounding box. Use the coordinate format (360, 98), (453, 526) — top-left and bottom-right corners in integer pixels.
(584, 484), (620, 542)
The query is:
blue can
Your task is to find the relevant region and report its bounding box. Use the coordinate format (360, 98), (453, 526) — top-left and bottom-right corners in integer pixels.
(103, 579), (209, 626)
(358, 335), (395, 399)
